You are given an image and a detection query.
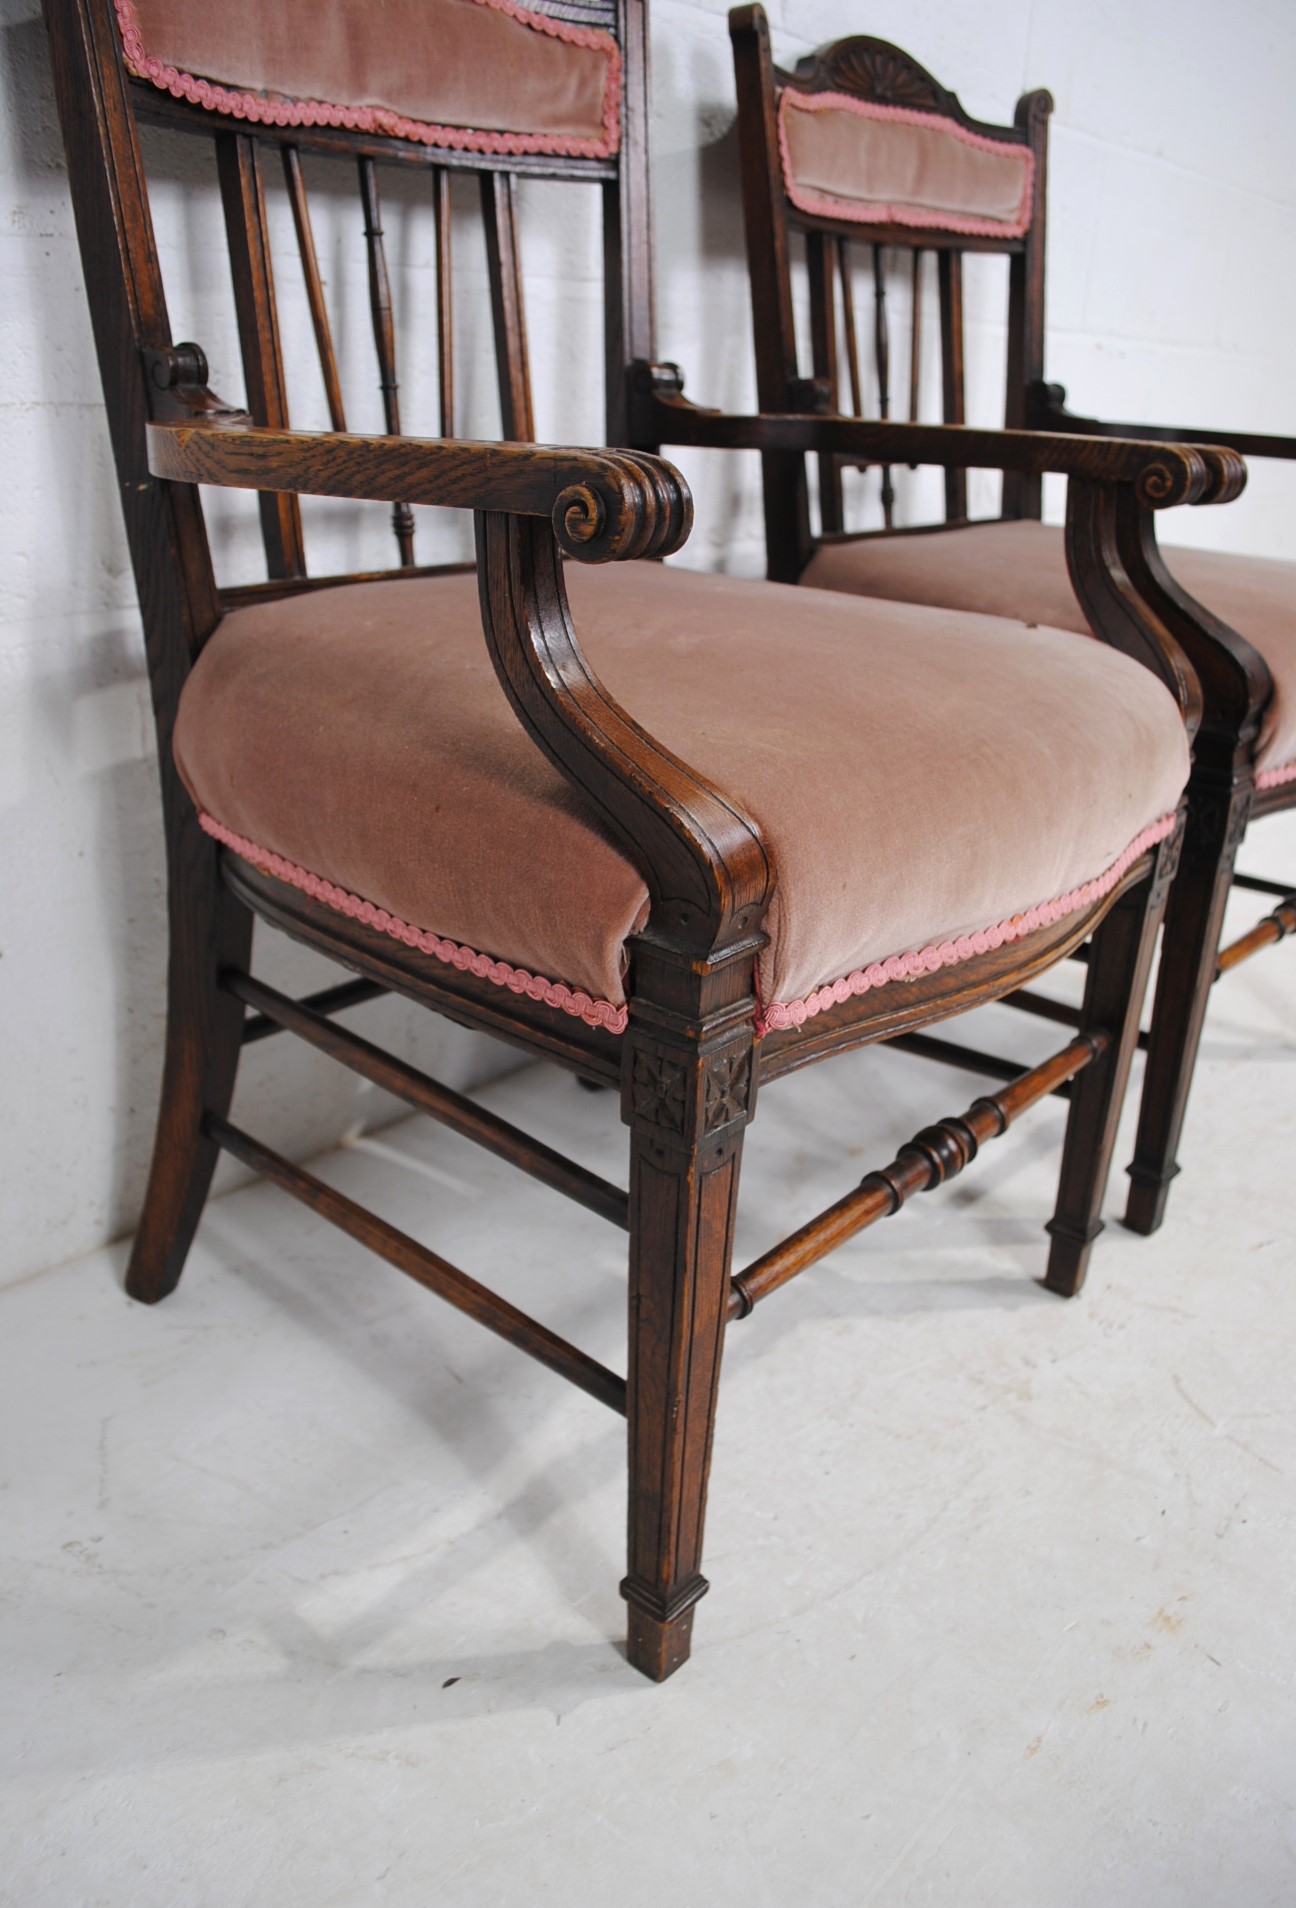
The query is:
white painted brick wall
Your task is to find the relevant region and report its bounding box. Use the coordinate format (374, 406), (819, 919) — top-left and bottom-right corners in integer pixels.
(1, 0), (1293, 1283)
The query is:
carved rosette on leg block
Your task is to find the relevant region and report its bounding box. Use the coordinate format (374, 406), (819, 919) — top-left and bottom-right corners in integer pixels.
(619, 946), (759, 1682)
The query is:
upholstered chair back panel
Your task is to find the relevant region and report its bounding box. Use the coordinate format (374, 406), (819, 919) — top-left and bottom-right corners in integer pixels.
(778, 90), (1032, 238)
(117, 0), (620, 155)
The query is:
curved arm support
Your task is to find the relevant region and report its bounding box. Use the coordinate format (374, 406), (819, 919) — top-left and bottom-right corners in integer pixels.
(1065, 481), (1203, 733)
(1065, 481), (1272, 765)
(474, 511), (772, 964)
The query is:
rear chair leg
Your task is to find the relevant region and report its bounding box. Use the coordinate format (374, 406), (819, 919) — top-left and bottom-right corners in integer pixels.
(1124, 783), (1249, 1235)
(1044, 823), (1182, 1295)
(127, 819), (251, 1303)
(620, 1013), (756, 1681)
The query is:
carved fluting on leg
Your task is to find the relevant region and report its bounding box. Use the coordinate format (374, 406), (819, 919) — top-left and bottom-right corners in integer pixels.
(126, 817), (251, 1303)
(620, 995), (757, 1682)
(1046, 825), (1181, 1293)
(1124, 780), (1250, 1235)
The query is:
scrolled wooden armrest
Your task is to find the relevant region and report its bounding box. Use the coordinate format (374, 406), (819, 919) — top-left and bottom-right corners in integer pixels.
(146, 419), (693, 565)
(635, 361), (1246, 507)
(637, 382), (1235, 512)
(1030, 380), (1294, 473)
(778, 418), (1230, 509)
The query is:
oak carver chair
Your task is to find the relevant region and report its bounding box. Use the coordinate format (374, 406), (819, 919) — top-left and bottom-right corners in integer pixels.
(727, 4), (1296, 1236)
(47, 0), (1228, 1680)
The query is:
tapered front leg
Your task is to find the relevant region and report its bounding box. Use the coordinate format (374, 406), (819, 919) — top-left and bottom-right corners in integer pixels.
(1124, 778), (1251, 1234)
(1044, 822), (1182, 1296)
(128, 814), (252, 1303)
(621, 993), (756, 1682)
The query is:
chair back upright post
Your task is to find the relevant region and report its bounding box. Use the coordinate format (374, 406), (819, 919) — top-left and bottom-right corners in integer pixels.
(1002, 87), (1052, 518)
(730, 1), (815, 580)
(729, 4), (1052, 575)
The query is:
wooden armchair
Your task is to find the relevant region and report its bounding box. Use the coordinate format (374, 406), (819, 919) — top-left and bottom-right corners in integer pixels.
(47, 0), (1222, 1678)
(727, 4), (1294, 1234)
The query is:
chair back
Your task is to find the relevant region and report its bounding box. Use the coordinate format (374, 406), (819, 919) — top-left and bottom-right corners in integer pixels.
(45, 0), (654, 726)
(729, 5), (1050, 576)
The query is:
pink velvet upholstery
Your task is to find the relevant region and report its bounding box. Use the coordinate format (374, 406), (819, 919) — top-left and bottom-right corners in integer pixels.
(802, 519), (1296, 784)
(173, 564), (1189, 1030)
(116, 0), (619, 158)
(778, 90), (1033, 238)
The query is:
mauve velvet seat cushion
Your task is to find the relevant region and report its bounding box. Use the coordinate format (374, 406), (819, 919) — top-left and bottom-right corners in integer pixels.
(173, 564), (1188, 1024)
(803, 519), (1296, 783)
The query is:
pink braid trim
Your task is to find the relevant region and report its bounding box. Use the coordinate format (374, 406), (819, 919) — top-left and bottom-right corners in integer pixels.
(201, 808), (1176, 1043)
(198, 813), (630, 1034)
(757, 813), (1178, 1034)
(1257, 758), (1296, 791)
(115, 0), (621, 160)
(777, 90), (1034, 240)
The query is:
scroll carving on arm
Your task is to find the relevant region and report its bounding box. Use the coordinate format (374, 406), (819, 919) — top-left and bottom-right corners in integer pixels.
(1063, 445), (1271, 764)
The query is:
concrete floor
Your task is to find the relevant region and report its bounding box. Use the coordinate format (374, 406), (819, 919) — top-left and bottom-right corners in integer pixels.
(4, 827), (1296, 1906)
